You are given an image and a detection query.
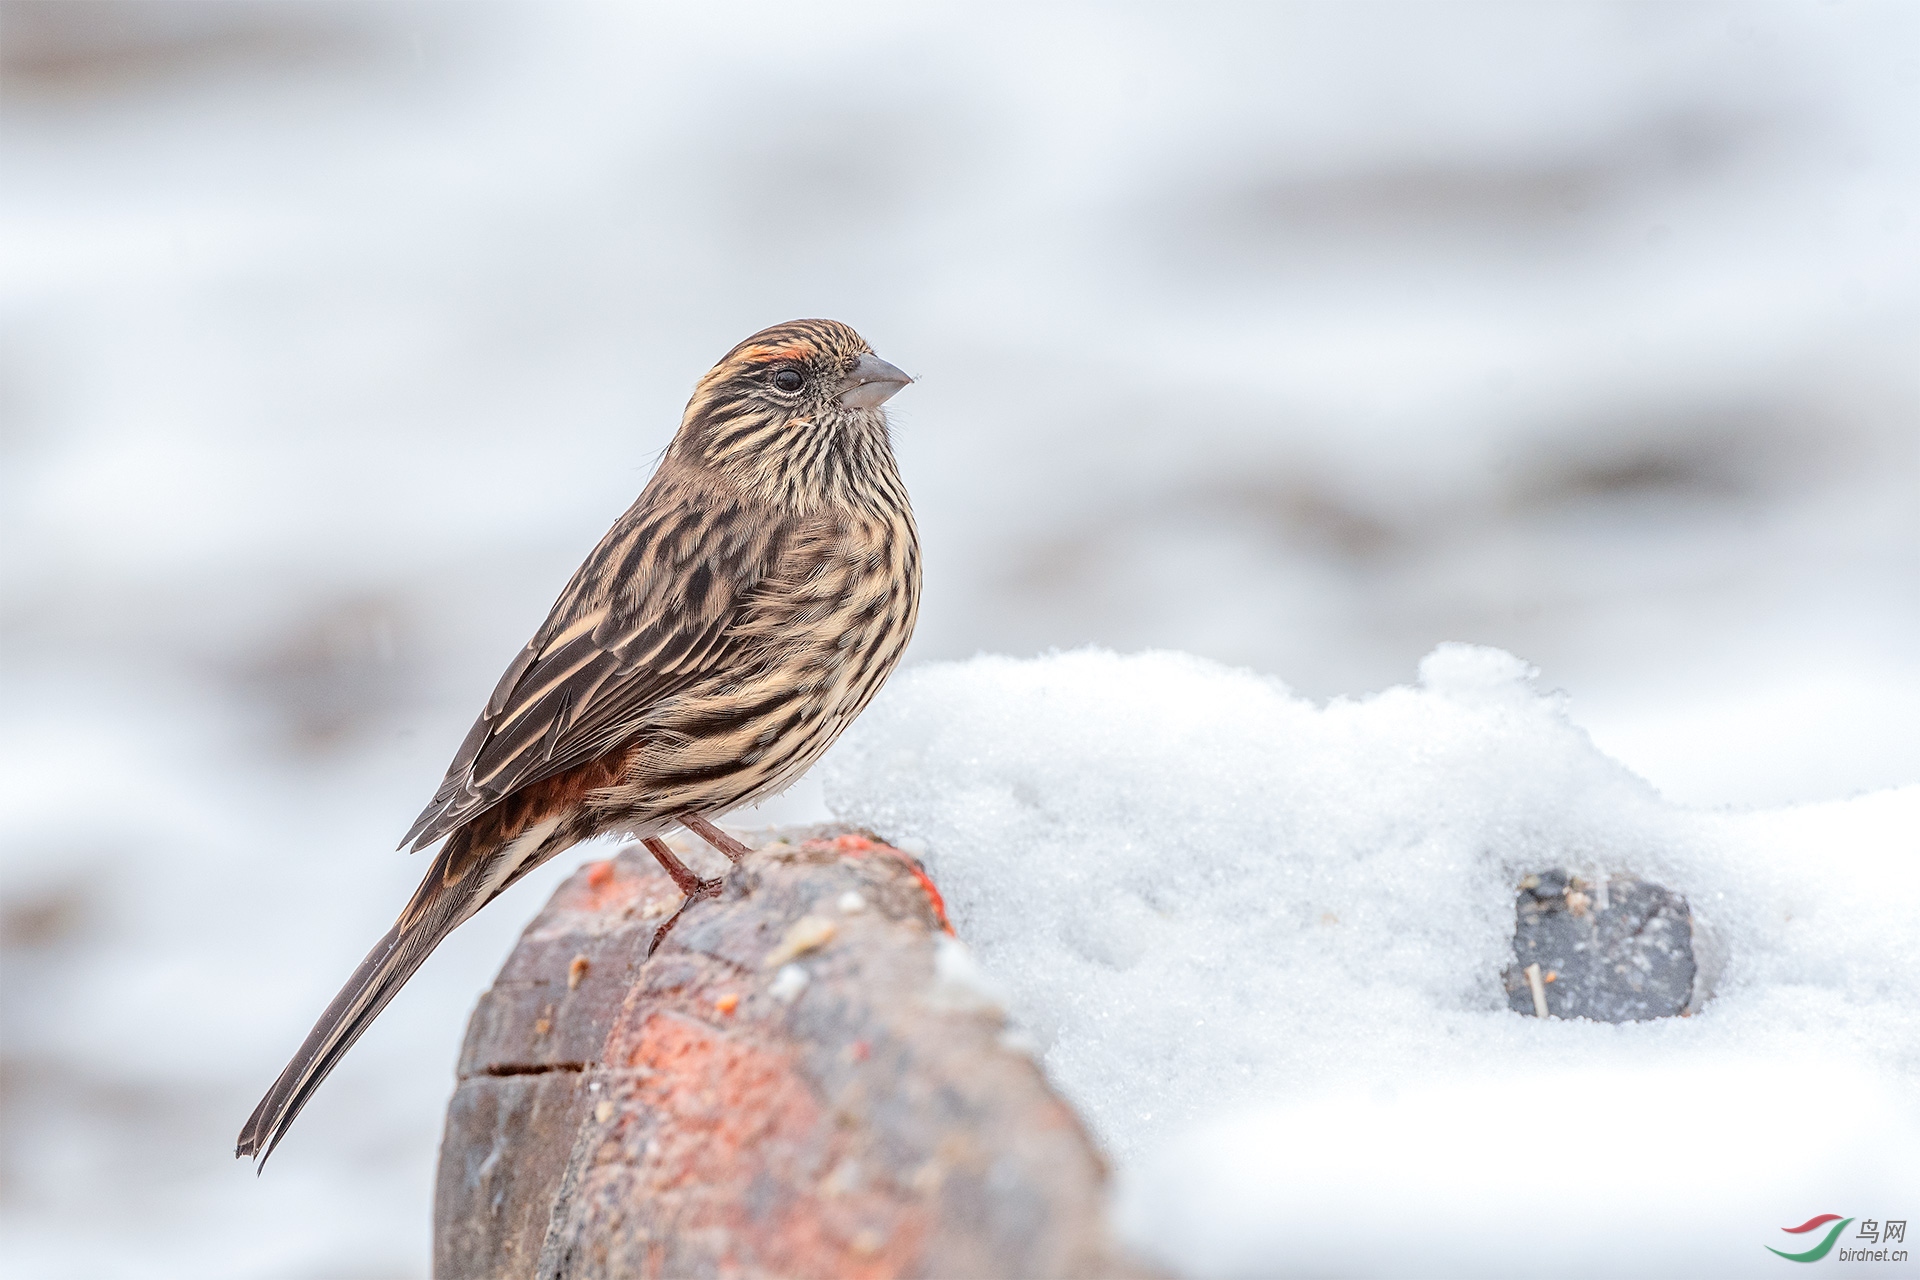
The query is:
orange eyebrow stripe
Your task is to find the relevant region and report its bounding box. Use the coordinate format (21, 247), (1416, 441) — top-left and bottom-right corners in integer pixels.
(739, 343), (811, 364)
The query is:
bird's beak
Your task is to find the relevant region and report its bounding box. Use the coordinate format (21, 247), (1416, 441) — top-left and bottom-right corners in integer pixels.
(837, 354), (913, 409)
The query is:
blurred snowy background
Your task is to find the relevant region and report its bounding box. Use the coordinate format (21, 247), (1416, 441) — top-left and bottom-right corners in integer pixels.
(1, 2), (1915, 1277)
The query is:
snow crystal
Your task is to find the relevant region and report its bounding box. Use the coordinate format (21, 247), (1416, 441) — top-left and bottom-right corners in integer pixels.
(925, 935), (1010, 1015)
(767, 963), (810, 1004)
(823, 646), (1920, 1278)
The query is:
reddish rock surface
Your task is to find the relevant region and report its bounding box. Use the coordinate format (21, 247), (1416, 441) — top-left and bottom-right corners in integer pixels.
(434, 827), (1157, 1280)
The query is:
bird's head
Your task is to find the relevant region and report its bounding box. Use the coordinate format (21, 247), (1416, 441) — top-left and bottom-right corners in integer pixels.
(673, 319), (913, 510)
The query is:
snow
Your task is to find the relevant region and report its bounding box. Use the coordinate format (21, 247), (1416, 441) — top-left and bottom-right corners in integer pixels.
(927, 935), (1011, 1015)
(1121, 1057), (1920, 1279)
(823, 646), (1920, 1277)
(767, 963), (811, 1005)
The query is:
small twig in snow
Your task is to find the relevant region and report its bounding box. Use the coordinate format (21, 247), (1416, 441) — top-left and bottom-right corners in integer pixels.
(1525, 962), (1549, 1018)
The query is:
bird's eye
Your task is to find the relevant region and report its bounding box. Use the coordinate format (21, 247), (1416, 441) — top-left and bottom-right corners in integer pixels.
(771, 368), (804, 392)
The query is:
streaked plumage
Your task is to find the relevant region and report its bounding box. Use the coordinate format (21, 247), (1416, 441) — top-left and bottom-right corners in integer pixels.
(237, 319), (918, 1165)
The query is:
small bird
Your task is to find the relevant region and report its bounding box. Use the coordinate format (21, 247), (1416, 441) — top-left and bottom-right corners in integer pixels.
(237, 319), (919, 1165)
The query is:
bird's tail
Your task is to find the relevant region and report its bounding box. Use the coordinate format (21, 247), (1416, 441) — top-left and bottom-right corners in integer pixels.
(235, 823), (559, 1166)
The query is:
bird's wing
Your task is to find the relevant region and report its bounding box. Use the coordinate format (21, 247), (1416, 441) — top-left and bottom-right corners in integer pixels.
(399, 493), (789, 852)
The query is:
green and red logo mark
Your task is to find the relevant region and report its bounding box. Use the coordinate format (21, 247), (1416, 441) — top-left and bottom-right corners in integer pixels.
(1767, 1214), (1853, 1262)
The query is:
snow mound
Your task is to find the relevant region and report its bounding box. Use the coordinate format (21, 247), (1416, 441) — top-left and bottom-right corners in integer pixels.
(821, 646), (1920, 1278)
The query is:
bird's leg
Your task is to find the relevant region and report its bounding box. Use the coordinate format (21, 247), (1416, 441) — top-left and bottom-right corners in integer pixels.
(642, 835), (724, 898)
(642, 835), (723, 956)
(678, 812), (754, 864)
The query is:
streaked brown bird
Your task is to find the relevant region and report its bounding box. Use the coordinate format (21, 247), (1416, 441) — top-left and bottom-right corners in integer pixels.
(237, 318), (919, 1165)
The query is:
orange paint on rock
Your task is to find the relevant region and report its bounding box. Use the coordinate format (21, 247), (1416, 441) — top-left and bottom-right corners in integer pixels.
(601, 1011), (927, 1279)
(618, 1012), (813, 1163)
(805, 834), (955, 935)
(896, 861), (953, 936)
(549, 854), (652, 919)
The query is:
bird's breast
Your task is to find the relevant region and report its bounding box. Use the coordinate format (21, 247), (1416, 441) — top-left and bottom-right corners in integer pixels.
(634, 503), (916, 804)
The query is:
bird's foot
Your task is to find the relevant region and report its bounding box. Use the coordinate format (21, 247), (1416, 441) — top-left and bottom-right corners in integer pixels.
(642, 835), (726, 956)
(647, 877), (723, 956)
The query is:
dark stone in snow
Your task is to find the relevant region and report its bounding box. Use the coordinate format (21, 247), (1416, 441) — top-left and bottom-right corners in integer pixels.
(1503, 870), (1698, 1022)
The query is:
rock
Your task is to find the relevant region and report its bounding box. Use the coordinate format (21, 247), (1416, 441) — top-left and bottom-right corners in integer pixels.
(434, 825), (1158, 1280)
(1503, 870), (1699, 1022)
